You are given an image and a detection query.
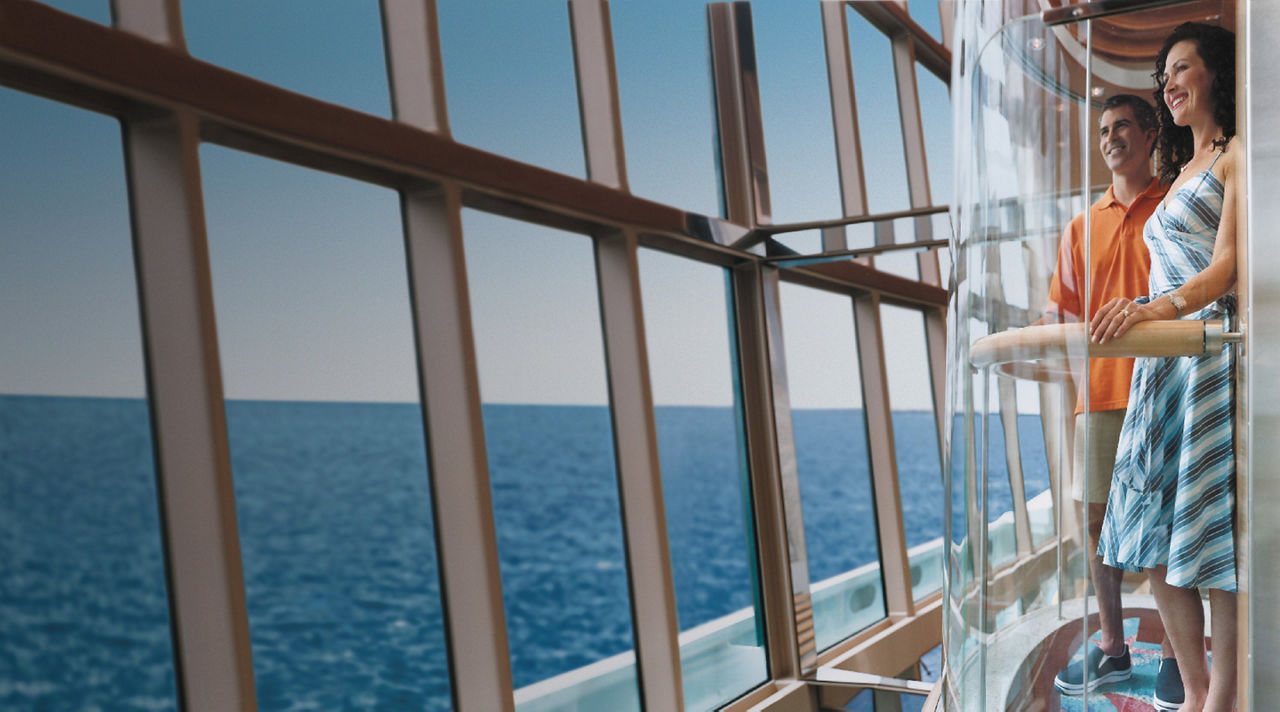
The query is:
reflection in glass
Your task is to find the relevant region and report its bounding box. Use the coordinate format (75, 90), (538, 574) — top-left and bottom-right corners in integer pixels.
(881, 304), (945, 600)
(611, 0), (719, 215)
(638, 249), (767, 711)
(463, 211), (639, 710)
(438, 2), (584, 178)
(982, 405), (1019, 570)
(779, 282), (885, 650)
(181, 0), (391, 117)
(1015, 382), (1054, 546)
(201, 147), (450, 709)
(0, 89), (177, 710)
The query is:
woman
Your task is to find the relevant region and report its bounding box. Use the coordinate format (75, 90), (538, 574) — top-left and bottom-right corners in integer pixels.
(1089, 22), (1240, 712)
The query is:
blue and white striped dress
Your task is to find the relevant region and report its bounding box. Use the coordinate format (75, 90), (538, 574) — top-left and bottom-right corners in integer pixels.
(1097, 150), (1237, 592)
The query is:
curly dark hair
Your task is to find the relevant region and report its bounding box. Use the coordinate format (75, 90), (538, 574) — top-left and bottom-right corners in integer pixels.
(1153, 22), (1235, 186)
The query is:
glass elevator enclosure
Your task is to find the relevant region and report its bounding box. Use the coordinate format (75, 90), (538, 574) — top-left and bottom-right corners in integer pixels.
(946, 1), (1236, 709)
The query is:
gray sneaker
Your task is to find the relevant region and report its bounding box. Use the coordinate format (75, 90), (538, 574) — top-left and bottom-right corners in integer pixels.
(1154, 657), (1184, 710)
(1053, 644), (1132, 695)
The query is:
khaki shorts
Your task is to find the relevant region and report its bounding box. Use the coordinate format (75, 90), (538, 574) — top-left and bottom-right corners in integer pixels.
(1071, 409), (1126, 504)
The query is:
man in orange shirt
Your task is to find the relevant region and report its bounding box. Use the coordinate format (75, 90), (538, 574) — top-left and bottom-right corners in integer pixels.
(1047, 94), (1179, 700)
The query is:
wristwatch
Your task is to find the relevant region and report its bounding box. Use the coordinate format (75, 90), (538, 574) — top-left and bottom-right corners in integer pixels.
(1169, 292), (1187, 317)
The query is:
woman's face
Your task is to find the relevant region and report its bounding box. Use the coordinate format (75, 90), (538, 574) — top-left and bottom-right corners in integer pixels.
(1161, 39), (1215, 127)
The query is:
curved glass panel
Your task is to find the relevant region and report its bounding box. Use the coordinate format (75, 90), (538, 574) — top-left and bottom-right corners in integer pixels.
(947, 3), (1235, 709)
(948, 11), (1088, 710)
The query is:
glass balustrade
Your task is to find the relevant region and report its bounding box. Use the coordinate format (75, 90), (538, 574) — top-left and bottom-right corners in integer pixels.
(948, 2), (1235, 709)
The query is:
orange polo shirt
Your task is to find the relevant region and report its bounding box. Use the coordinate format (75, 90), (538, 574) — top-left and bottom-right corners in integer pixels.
(1046, 178), (1165, 413)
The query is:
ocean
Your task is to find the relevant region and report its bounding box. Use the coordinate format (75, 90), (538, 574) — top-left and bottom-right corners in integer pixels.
(0, 396), (1047, 710)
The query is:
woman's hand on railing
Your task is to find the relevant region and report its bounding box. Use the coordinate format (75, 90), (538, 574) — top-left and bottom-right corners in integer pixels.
(1090, 296), (1155, 344)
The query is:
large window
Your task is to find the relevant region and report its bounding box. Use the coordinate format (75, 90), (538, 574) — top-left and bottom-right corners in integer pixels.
(639, 249), (767, 710)
(438, 2), (585, 178)
(754, 4), (842, 224)
(611, 0), (720, 216)
(201, 147), (450, 710)
(182, 0), (391, 118)
(779, 282), (885, 650)
(463, 211), (640, 710)
(847, 8), (911, 214)
(882, 304), (945, 600)
(0, 88), (177, 710)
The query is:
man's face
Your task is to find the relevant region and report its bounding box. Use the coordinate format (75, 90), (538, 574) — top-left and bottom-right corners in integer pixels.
(1098, 105), (1154, 175)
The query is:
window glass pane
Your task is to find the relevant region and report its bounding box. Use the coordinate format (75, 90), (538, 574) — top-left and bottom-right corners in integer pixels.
(612, 0), (719, 215)
(882, 305), (944, 600)
(39, 0), (109, 23)
(753, 4), (841, 224)
(201, 147), (450, 709)
(638, 249), (767, 710)
(770, 228), (822, 256)
(463, 212), (639, 710)
(439, 3), (584, 178)
(181, 0), (390, 118)
(907, 0), (945, 43)
(0, 88), (177, 710)
(847, 9), (910, 214)
(779, 282), (885, 650)
(917, 63), (953, 208)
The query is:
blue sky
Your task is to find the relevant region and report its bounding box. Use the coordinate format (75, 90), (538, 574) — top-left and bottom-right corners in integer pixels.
(1, 1), (952, 410)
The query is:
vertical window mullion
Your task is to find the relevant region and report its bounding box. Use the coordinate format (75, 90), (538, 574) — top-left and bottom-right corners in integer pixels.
(380, 0), (450, 135)
(569, 0), (628, 191)
(853, 294), (914, 618)
(594, 229), (684, 711)
(384, 3), (513, 706)
(708, 2), (770, 227)
(114, 3), (256, 711)
(403, 187), (515, 712)
(820, 1), (869, 252)
(733, 263), (809, 677)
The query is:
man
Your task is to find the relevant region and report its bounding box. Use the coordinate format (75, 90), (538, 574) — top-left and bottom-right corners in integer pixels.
(1045, 94), (1182, 706)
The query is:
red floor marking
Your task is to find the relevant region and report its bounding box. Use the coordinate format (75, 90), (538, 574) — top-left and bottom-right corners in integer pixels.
(1103, 692), (1155, 711)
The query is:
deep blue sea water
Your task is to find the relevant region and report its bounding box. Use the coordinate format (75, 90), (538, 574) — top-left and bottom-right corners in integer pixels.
(0, 396), (1046, 710)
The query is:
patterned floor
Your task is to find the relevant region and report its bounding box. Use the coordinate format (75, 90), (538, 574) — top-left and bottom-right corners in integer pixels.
(1057, 618), (1200, 712)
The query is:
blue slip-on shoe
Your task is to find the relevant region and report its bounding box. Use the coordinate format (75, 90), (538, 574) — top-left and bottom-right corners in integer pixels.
(1053, 643), (1132, 695)
(1153, 657), (1184, 710)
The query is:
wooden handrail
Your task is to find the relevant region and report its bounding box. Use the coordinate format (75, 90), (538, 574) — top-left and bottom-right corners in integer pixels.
(970, 320), (1228, 369)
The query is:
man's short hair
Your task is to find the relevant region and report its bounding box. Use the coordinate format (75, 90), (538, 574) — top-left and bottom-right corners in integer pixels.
(1100, 93), (1158, 133)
